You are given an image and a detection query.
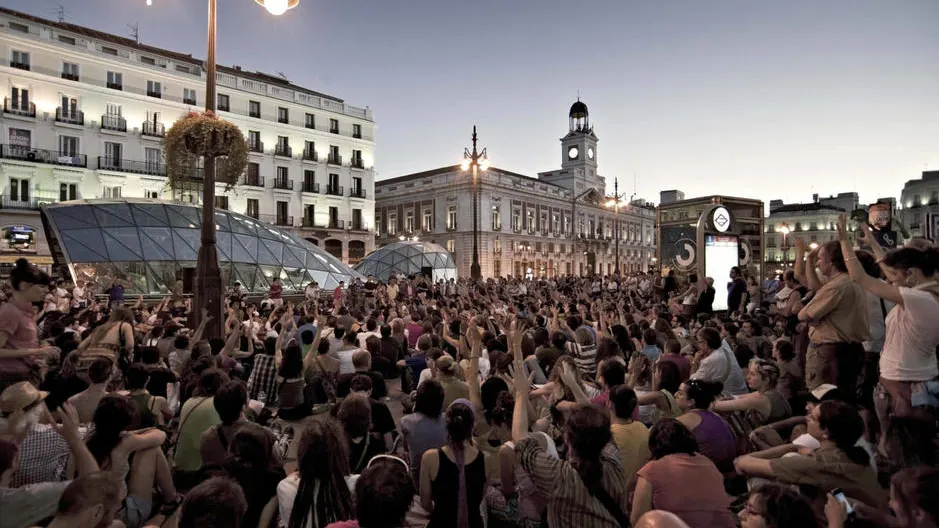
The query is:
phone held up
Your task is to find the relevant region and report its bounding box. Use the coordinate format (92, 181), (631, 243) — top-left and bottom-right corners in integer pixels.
(830, 488), (855, 519)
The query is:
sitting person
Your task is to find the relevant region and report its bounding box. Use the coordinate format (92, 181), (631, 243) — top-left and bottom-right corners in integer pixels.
(636, 361), (683, 424)
(67, 358), (113, 423)
(177, 476), (248, 528)
(324, 455), (417, 528)
(338, 393), (387, 475)
(608, 384), (651, 484)
(400, 378), (447, 489)
(674, 380), (737, 472)
(336, 350), (387, 400)
(122, 363), (173, 428)
(733, 400), (887, 518)
(44, 471), (125, 528)
(738, 483), (819, 528)
(201, 380), (278, 471)
(631, 419), (736, 527)
(710, 358), (791, 427)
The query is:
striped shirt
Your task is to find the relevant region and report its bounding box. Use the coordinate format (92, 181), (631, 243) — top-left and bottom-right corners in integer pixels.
(565, 342), (598, 378)
(515, 437), (628, 528)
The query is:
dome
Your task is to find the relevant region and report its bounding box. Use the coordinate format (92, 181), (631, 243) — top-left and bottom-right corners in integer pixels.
(569, 100), (589, 118)
(354, 241), (457, 283)
(40, 198), (362, 295)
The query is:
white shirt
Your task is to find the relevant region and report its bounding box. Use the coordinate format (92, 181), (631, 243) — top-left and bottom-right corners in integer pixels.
(690, 341), (749, 395)
(277, 473), (357, 528)
(356, 330), (381, 350)
(880, 286), (939, 381)
(337, 347), (359, 375)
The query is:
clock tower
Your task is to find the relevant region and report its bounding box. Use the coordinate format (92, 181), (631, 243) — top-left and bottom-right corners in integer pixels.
(562, 99), (598, 172)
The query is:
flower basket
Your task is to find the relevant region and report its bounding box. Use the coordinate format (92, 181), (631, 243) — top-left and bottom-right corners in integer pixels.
(164, 111), (248, 190)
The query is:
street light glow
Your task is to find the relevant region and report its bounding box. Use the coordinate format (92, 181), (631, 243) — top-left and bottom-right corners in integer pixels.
(460, 158), (470, 171)
(256, 0), (298, 16)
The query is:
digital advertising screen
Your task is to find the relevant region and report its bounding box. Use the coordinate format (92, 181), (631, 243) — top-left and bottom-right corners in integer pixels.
(705, 234), (739, 312)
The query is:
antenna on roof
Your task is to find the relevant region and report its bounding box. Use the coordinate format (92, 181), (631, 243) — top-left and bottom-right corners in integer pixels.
(57, 5), (65, 23)
(576, 89), (581, 101)
(128, 23), (139, 44)
(276, 72), (288, 80)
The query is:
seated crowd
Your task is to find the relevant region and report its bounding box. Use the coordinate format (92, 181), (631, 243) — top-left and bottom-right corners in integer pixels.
(0, 216), (938, 528)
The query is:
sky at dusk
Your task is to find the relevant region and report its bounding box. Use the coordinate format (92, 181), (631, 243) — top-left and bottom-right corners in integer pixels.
(7, 0), (939, 208)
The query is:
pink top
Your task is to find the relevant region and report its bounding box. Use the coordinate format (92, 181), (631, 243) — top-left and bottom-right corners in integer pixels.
(0, 298), (38, 378)
(637, 453), (736, 528)
(325, 522), (359, 528)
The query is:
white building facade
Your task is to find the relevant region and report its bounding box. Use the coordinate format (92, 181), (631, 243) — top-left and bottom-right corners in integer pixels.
(900, 170), (939, 240)
(764, 193), (859, 267)
(374, 101), (656, 279)
(0, 7), (376, 273)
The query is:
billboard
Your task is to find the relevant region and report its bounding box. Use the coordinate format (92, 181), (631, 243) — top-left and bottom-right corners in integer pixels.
(705, 234), (739, 311)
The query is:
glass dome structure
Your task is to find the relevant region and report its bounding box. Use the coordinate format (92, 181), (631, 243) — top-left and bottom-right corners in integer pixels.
(40, 199), (361, 295)
(354, 241), (457, 282)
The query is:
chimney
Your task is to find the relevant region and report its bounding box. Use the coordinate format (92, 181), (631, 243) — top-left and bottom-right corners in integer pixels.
(812, 193), (819, 203)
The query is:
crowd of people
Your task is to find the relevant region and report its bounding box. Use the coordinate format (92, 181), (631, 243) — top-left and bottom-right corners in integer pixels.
(0, 214), (937, 528)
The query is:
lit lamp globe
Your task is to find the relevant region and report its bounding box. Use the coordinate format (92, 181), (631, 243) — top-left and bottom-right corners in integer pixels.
(256, 0), (299, 16)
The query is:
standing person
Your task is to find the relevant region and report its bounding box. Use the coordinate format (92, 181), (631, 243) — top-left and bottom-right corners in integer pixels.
(270, 278), (284, 309)
(727, 267), (748, 315)
(107, 279), (124, 308)
(305, 281), (320, 310)
(694, 278), (715, 316)
(72, 281), (87, 309)
(0, 259), (59, 391)
(796, 238), (870, 399)
(333, 281), (346, 311)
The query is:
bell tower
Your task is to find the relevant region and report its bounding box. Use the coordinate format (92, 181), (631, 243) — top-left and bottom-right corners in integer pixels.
(561, 99), (602, 192)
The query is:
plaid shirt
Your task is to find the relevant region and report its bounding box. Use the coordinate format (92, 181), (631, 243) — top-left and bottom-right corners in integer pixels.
(11, 424), (71, 487)
(247, 354), (277, 403)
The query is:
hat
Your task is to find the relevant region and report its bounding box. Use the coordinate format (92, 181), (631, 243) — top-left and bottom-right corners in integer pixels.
(805, 384), (841, 403)
(436, 355), (456, 373)
(0, 382), (48, 416)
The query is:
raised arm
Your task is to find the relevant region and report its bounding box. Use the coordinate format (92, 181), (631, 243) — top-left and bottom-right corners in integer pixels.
(188, 309), (211, 352)
(838, 215), (904, 307)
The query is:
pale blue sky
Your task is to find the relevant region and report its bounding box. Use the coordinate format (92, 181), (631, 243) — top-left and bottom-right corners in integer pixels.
(8, 0), (939, 207)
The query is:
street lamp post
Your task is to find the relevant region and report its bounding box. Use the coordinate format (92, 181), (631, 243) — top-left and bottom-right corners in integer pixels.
(605, 178), (627, 277)
(776, 224), (791, 268)
(461, 126), (489, 281)
(183, 0), (297, 338)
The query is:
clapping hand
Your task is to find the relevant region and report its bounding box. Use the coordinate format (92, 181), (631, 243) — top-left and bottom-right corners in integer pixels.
(558, 362), (579, 390)
(52, 403), (82, 442)
(836, 214), (849, 242)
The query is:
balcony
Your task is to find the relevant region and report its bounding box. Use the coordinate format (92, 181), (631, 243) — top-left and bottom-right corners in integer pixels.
(351, 158), (365, 170)
(248, 140), (264, 153)
(327, 154), (342, 166)
(55, 108), (84, 126)
(147, 90), (162, 99)
(250, 110), (261, 119)
(100, 114), (126, 132)
(10, 60), (29, 71)
(274, 144), (293, 157)
(325, 185), (344, 196)
(142, 121), (165, 138)
(97, 157), (165, 176)
(243, 175), (265, 187)
(349, 187), (367, 199)
(330, 127), (340, 134)
(0, 145), (87, 167)
(328, 220), (342, 229)
(1, 192), (59, 210)
(107, 81), (122, 90)
(302, 182), (320, 193)
(302, 149), (318, 162)
(349, 221), (367, 232)
(278, 116), (289, 125)
(183, 97), (197, 105)
(301, 217), (321, 228)
(3, 98), (35, 118)
(61, 72), (79, 81)
(273, 176), (294, 190)
(353, 131), (362, 139)
(218, 102), (230, 112)
(260, 214), (294, 227)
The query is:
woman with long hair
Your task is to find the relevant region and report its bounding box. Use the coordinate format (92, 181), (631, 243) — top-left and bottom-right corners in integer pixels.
(278, 416), (355, 528)
(740, 484), (819, 528)
(674, 379), (737, 472)
(635, 360), (683, 424)
(420, 399), (486, 528)
(277, 342), (310, 420)
(76, 395), (179, 528)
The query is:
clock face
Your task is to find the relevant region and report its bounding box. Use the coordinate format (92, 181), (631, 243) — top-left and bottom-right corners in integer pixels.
(568, 147), (579, 160)
(587, 147), (595, 159)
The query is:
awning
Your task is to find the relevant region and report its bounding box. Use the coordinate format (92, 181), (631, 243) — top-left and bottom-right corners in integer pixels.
(0, 254), (54, 265)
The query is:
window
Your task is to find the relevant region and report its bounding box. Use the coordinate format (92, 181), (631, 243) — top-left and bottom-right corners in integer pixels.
(145, 147), (162, 171)
(248, 131), (261, 151)
(303, 170), (316, 192)
(249, 101), (261, 118)
(512, 210), (521, 232)
(103, 186), (122, 198)
(328, 173), (339, 193)
(305, 113), (315, 129)
(352, 177), (362, 196)
(423, 210), (432, 231)
(60, 95), (79, 120)
(527, 212), (535, 233)
(61, 62), (79, 80)
(304, 204), (315, 225)
(303, 140), (316, 160)
(215, 196), (229, 210)
(352, 209), (363, 230)
(102, 46), (118, 56)
(494, 238), (502, 252)
(931, 190), (939, 204)
(329, 207), (340, 228)
(175, 64), (191, 74)
(145, 190), (159, 199)
(388, 213), (397, 236)
(10, 50), (29, 70)
(107, 71), (122, 90)
(276, 136), (290, 156)
(329, 119), (339, 134)
(405, 212), (414, 233)
(8, 178), (29, 202)
(103, 142), (122, 165)
(493, 260), (501, 277)
(9, 87), (29, 112)
(277, 166), (288, 179)
(352, 150), (363, 168)
(353, 124), (362, 139)
(146, 81), (162, 98)
(246, 162), (261, 185)
(58, 34), (75, 45)
(9, 22), (28, 33)
(59, 136), (79, 157)
(447, 239), (455, 253)
(140, 56), (156, 65)
(105, 103), (122, 117)
(56, 183), (76, 202)
(492, 206), (501, 230)
(246, 198), (259, 219)
(217, 94), (229, 111)
(447, 206), (457, 230)
(329, 145), (340, 164)
(278, 107), (289, 124)
(183, 88), (197, 105)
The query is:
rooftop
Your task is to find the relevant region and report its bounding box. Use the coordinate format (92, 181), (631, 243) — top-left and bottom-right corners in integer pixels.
(904, 170), (939, 187)
(0, 6), (355, 108)
(768, 202), (846, 214)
